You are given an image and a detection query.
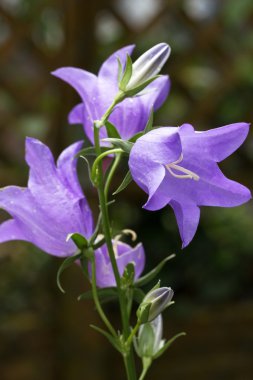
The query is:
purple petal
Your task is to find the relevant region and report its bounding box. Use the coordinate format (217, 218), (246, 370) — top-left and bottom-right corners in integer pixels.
(142, 75), (170, 110)
(68, 103), (84, 125)
(0, 219), (27, 243)
(98, 45), (135, 85)
(179, 122), (250, 162)
(170, 200), (200, 248)
(57, 140), (84, 199)
(94, 242), (145, 287)
(0, 186), (75, 256)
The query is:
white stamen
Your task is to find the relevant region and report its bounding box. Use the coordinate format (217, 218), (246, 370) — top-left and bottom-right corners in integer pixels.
(166, 154), (199, 181)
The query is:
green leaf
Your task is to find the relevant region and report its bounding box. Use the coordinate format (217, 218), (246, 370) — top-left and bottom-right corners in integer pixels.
(121, 262), (135, 287)
(119, 54), (133, 91)
(144, 108), (154, 133)
(66, 232), (88, 250)
(102, 138), (133, 153)
(153, 332), (186, 359)
(124, 75), (160, 97)
(90, 324), (121, 352)
(113, 171), (133, 195)
(129, 132), (144, 143)
(104, 121), (121, 139)
(56, 251), (83, 293)
(117, 57), (123, 83)
(135, 254), (175, 287)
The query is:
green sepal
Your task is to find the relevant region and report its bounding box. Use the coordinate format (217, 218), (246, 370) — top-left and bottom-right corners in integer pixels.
(129, 132), (144, 143)
(56, 251), (83, 293)
(121, 262), (135, 288)
(119, 54), (133, 91)
(102, 138), (133, 153)
(144, 108), (154, 133)
(66, 232), (88, 250)
(90, 324), (121, 353)
(117, 57), (123, 83)
(153, 332), (186, 359)
(104, 120), (121, 139)
(92, 236), (106, 250)
(124, 75), (160, 97)
(135, 254), (175, 287)
(137, 302), (152, 324)
(113, 170), (133, 195)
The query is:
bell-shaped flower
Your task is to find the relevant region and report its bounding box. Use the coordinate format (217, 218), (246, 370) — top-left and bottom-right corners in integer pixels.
(125, 43), (171, 91)
(137, 286), (174, 323)
(129, 123), (252, 247)
(0, 138), (93, 257)
(134, 315), (165, 358)
(52, 45), (170, 143)
(93, 240), (145, 288)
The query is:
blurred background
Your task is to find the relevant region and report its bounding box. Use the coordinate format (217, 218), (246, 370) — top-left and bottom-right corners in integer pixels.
(0, 0), (253, 379)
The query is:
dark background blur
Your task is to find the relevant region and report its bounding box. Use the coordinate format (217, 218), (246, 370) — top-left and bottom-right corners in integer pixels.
(0, 1), (253, 379)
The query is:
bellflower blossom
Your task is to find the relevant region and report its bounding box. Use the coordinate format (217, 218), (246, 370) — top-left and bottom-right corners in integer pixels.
(129, 123), (251, 247)
(93, 241), (145, 288)
(52, 44), (170, 143)
(0, 137), (93, 257)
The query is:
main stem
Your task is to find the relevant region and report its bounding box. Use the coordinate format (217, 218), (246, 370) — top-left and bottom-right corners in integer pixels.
(93, 124), (137, 380)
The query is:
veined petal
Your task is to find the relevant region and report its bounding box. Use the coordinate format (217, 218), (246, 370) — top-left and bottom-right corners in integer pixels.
(98, 45), (135, 85)
(143, 75), (170, 111)
(170, 201), (200, 248)
(179, 122), (250, 162)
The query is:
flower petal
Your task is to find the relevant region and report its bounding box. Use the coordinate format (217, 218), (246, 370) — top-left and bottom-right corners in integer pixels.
(141, 75), (170, 111)
(179, 122), (250, 162)
(170, 200), (200, 248)
(0, 219), (27, 243)
(116, 242), (145, 280)
(68, 103), (84, 124)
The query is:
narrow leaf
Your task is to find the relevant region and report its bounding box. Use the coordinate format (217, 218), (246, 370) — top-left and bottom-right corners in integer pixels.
(144, 108), (154, 133)
(113, 171), (133, 195)
(119, 54), (133, 90)
(121, 262), (135, 287)
(154, 332), (186, 359)
(56, 252), (82, 293)
(80, 156), (93, 184)
(102, 138), (133, 153)
(90, 324), (121, 352)
(129, 132), (144, 143)
(124, 75), (160, 97)
(76, 146), (109, 157)
(132, 287), (145, 303)
(66, 232), (88, 250)
(135, 254), (175, 287)
(117, 57), (123, 83)
(105, 121), (121, 139)
(78, 287), (117, 301)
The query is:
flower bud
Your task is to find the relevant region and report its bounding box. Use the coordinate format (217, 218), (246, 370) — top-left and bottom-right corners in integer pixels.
(134, 315), (165, 358)
(125, 43), (170, 91)
(137, 286), (174, 323)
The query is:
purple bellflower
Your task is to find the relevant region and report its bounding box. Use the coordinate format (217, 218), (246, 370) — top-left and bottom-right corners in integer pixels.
(129, 123), (251, 247)
(0, 137), (93, 257)
(52, 44), (170, 143)
(93, 240), (145, 288)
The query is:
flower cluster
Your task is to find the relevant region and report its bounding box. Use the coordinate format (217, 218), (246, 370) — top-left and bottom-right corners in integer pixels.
(0, 42), (251, 379)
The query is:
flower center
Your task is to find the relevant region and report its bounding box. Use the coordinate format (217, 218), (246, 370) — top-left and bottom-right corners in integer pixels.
(166, 154), (199, 181)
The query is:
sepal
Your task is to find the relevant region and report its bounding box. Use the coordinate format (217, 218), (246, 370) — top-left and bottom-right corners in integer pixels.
(56, 251), (83, 293)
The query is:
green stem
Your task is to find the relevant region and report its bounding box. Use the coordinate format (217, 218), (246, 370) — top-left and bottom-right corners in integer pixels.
(90, 253), (117, 338)
(126, 321), (141, 347)
(93, 124), (137, 380)
(91, 148), (123, 184)
(139, 358), (152, 380)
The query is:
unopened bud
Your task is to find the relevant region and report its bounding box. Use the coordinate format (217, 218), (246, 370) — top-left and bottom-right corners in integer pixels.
(125, 43), (170, 91)
(137, 286), (174, 323)
(134, 315), (165, 358)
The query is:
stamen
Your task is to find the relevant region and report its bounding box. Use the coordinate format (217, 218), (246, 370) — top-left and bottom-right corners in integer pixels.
(122, 229), (137, 241)
(166, 154), (199, 181)
(113, 234), (122, 257)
